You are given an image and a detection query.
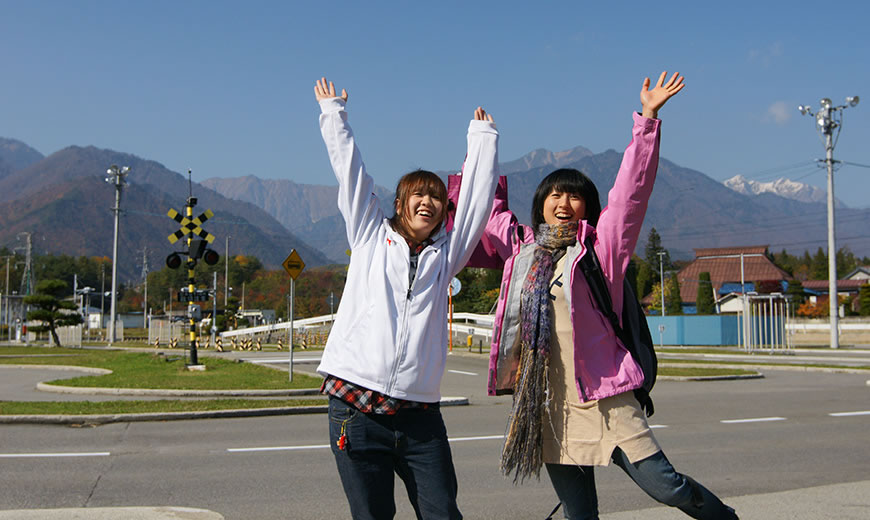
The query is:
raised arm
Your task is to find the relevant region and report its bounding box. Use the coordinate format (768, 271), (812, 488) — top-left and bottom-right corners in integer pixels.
(446, 106), (500, 276)
(595, 72), (684, 314)
(315, 77), (382, 247)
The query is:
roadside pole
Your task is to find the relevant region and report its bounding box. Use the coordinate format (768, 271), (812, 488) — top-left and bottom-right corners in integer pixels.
(282, 250), (305, 383)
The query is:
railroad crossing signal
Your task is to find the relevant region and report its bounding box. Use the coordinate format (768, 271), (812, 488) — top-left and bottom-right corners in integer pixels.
(167, 208), (215, 245)
(283, 250), (305, 280)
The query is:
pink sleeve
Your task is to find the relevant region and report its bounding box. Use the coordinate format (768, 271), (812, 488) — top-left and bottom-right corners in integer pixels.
(448, 174), (518, 269)
(594, 112), (661, 316)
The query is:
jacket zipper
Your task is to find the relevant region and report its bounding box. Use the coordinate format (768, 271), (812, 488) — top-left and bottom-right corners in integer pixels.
(388, 252), (417, 394)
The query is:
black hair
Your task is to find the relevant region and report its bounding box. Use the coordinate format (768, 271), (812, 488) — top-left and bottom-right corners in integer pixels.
(531, 168), (601, 229)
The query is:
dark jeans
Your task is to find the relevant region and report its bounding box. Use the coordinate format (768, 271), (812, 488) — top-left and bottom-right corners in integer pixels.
(546, 449), (737, 520)
(328, 396), (462, 520)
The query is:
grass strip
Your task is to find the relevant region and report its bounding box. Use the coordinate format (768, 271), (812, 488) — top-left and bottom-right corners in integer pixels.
(0, 398), (327, 415)
(0, 346), (322, 390)
(659, 367), (756, 377)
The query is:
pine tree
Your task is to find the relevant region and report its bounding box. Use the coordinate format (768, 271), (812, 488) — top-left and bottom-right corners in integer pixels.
(786, 279), (806, 306)
(811, 247), (828, 280)
(636, 261), (654, 299)
(644, 227), (670, 284)
(696, 272), (714, 314)
(24, 279), (84, 347)
(665, 275), (682, 315)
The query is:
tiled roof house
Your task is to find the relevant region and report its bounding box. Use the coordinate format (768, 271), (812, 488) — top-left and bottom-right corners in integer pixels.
(647, 245), (792, 308)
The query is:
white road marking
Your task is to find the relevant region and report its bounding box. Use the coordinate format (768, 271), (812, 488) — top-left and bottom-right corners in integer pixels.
(720, 417), (786, 424)
(449, 435), (504, 442)
(228, 444), (330, 453)
(829, 410), (870, 417)
(0, 452), (110, 458)
(447, 369), (478, 376)
(650, 424), (668, 429)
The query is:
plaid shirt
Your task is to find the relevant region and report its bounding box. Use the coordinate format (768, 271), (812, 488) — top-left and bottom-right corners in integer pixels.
(321, 375), (431, 415)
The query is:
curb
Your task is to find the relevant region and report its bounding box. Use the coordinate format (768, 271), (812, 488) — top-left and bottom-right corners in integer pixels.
(0, 397), (470, 425)
(35, 383), (322, 397)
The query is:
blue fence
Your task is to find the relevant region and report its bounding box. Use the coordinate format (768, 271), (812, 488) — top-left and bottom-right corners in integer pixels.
(645, 315), (740, 346)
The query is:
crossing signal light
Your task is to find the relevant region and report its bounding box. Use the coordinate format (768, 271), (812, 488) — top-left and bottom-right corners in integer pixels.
(203, 248), (220, 265)
(166, 252), (182, 269)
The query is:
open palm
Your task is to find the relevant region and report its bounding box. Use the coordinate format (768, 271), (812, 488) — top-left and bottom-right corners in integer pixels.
(640, 71), (685, 118)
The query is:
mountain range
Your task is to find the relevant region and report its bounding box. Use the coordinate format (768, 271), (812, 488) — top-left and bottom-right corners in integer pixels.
(723, 174), (845, 207)
(0, 137), (329, 282)
(204, 145), (870, 262)
(3, 135), (868, 283)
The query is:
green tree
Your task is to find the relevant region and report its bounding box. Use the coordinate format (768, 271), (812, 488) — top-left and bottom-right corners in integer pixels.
(696, 272), (714, 315)
(811, 247), (828, 280)
(786, 279), (806, 306)
(24, 279), (84, 347)
(644, 228), (671, 284)
(665, 274), (682, 315)
(859, 283), (870, 316)
(635, 260), (654, 299)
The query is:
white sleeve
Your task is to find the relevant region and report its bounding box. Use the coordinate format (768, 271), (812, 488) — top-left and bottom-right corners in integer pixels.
(319, 98), (384, 247)
(446, 119), (499, 276)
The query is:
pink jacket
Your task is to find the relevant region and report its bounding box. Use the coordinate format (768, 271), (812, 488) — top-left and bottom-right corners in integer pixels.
(448, 112), (661, 401)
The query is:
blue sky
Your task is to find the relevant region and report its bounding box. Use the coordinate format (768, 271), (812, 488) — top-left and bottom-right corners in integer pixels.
(2, 1), (869, 208)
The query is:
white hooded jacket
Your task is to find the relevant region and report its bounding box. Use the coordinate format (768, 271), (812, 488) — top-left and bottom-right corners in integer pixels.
(315, 98), (499, 403)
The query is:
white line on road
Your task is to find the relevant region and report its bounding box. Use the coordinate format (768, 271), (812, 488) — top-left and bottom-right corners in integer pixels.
(650, 425), (668, 429)
(0, 452), (111, 458)
(244, 357), (321, 364)
(447, 369), (478, 376)
(228, 444), (330, 453)
(720, 417), (786, 424)
(449, 435), (504, 442)
(828, 411), (870, 417)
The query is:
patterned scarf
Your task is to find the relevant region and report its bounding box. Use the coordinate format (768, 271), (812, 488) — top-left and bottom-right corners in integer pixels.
(501, 221), (578, 483)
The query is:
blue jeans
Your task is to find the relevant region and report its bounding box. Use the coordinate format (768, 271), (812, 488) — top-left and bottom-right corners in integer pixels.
(545, 449), (737, 520)
(328, 396), (462, 520)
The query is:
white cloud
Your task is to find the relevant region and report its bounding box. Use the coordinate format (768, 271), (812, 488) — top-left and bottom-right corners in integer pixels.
(749, 41), (784, 67)
(764, 101), (792, 125)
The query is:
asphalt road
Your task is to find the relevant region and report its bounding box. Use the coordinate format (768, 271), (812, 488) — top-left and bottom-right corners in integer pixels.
(1, 353), (868, 519)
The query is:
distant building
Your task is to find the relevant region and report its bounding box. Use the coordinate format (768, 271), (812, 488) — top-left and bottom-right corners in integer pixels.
(843, 266), (870, 281)
(644, 245), (792, 313)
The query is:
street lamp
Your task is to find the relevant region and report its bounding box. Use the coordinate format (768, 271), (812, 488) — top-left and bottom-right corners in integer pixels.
(105, 164), (130, 345)
(797, 96), (860, 349)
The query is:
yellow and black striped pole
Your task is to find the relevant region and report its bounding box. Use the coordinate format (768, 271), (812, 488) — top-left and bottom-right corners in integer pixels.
(186, 199), (198, 365)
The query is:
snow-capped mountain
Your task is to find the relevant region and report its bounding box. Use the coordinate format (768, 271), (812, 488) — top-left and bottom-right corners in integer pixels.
(723, 175), (846, 207)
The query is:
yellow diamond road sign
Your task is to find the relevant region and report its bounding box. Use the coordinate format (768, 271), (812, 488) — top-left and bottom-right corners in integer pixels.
(282, 250), (305, 280)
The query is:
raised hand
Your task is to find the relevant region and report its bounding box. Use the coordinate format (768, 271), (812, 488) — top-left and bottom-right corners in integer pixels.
(474, 106), (494, 123)
(640, 71), (685, 119)
(314, 77), (348, 103)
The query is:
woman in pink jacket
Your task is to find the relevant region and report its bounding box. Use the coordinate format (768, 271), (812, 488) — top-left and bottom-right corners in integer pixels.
(450, 72), (737, 519)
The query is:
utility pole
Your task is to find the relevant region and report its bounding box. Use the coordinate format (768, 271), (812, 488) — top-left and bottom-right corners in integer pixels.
(141, 248), (149, 328)
(105, 164), (130, 345)
(658, 251), (666, 316)
(798, 96), (860, 349)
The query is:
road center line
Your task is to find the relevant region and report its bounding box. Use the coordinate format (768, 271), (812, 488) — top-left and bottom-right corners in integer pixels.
(720, 417), (786, 424)
(0, 452), (111, 458)
(448, 369), (478, 376)
(228, 444), (330, 453)
(829, 410), (870, 417)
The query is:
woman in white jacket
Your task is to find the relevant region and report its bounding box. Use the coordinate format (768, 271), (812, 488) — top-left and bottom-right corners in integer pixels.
(313, 77), (499, 519)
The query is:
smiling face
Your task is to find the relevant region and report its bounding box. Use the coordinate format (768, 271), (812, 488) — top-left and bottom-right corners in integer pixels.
(532, 169), (602, 229)
(398, 190), (445, 242)
(391, 170), (448, 245)
(542, 189), (586, 226)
